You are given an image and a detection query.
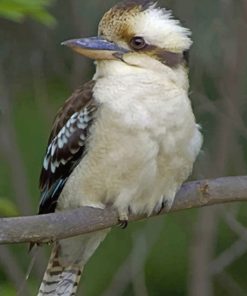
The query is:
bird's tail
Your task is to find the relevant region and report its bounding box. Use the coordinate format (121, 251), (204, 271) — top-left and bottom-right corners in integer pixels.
(37, 229), (110, 296)
(37, 243), (83, 296)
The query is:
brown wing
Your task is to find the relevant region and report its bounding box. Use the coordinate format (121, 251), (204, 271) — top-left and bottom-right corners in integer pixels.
(39, 80), (97, 214)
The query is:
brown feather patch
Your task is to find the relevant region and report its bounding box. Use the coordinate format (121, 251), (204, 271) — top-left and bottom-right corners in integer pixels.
(49, 80), (96, 142)
(39, 80), (97, 214)
(136, 44), (185, 68)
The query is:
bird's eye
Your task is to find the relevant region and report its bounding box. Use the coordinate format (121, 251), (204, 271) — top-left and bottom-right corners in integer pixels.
(129, 36), (146, 50)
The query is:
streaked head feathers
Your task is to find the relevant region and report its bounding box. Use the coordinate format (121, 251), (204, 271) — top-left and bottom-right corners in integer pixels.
(99, 0), (192, 52)
(63, 0), (192, 68)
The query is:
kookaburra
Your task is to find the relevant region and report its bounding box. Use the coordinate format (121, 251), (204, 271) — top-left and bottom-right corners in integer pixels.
(37, 0), (202, 295)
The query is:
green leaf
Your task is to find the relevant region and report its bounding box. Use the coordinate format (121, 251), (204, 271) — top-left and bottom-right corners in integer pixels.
(0, 0), (56, 26)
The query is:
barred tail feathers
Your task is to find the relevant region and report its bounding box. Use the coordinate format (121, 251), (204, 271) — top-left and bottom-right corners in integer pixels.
(38, 229), (110, 296)
(38, 243), (83, 296)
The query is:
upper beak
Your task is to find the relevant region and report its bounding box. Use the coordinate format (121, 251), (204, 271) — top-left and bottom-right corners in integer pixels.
(62, 36), (129, 60)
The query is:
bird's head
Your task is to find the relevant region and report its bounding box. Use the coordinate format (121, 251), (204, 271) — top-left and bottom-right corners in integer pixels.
(62, 0), (192, 71)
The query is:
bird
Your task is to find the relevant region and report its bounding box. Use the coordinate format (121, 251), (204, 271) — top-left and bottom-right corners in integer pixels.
(37, 0), (202, 295)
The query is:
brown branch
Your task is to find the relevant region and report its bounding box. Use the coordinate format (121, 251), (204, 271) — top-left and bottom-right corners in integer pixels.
(0, 176), (247, 245)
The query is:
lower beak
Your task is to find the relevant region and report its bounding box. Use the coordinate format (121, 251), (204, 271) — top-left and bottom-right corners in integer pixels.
(62, 36), (129, 60)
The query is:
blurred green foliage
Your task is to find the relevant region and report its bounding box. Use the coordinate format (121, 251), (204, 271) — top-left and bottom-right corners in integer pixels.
(0, 198), (18, 217)
(0, 0), (55, 26)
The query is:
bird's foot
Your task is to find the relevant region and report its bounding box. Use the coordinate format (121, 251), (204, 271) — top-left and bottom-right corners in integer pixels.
(117, 212), (129, 229)
(155, 200), (167, 215)
(154, 198), (173, 215)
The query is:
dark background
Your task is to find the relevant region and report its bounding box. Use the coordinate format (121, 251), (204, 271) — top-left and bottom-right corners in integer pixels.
(0, 0), (247, 295)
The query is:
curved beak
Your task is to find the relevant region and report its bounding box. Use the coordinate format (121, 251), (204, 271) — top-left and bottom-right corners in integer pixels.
(62, 36), (129, 60)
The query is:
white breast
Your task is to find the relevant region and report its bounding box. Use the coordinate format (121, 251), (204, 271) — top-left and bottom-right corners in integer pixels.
(58, 62), (202, 216)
